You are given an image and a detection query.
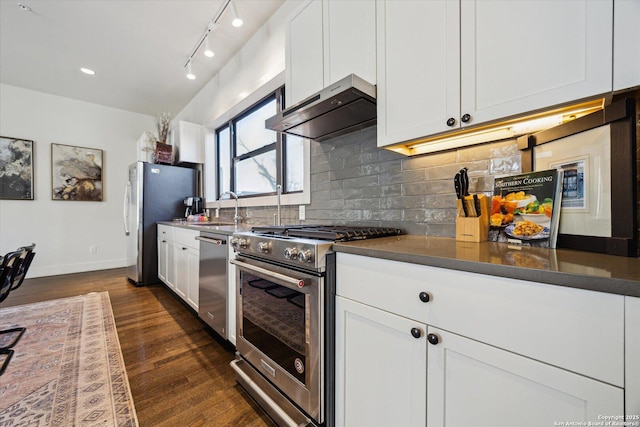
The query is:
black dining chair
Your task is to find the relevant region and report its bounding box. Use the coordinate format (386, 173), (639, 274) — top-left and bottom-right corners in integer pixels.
(0, 244), (37, 375)
(0, 250), (25, 375)
(10, 243), (36, 292)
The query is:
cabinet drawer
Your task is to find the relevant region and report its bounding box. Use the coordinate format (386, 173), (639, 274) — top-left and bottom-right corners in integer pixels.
(336, 253), (624, 387)
(157, 224), (174, 240)
(173, 227), (199, 249)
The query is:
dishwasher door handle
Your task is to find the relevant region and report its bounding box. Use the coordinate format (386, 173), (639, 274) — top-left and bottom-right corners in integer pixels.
(195, 236), (227, 245)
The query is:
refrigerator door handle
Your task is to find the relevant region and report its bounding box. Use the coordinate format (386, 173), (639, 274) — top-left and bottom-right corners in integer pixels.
(123, 181), (131, 235)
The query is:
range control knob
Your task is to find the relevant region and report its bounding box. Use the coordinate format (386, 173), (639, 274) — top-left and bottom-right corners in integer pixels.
(257, 242), (270, 254)
(237, 238), (248, 249)
(284, 247), (299, 259)
(297, 249), (314, 263)
(230, 237), (239, 248)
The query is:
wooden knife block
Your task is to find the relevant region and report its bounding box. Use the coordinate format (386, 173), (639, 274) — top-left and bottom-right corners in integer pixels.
(455, 196), (489, 242)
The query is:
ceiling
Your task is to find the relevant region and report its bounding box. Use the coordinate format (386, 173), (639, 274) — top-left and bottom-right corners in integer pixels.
(0, 0), (285, 117)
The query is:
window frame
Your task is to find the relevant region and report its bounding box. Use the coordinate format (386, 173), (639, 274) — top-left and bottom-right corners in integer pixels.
(204, 73), (310, 210)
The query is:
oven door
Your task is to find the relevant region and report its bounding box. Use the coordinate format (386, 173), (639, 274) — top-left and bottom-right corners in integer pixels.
(231, 256), (323, 423)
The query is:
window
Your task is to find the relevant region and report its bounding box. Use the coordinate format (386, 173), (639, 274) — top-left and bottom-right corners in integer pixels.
(214, 87), (305, 199)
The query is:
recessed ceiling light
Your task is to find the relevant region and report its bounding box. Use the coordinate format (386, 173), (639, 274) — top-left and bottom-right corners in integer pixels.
(80, 68), (95, 75)
(17, 3), (31, 12)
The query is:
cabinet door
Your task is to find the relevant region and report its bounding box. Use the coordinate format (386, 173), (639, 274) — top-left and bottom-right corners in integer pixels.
(461, 0), (612, 128)
(174, 244), (188, 299)
(335, 296), (426, 427)
(185, 247), (199, 310)
(157, 237), (168, 285)
(626, 296), (640, 416)
(427, 327), (623, 427)
(323, 0), (376, 86)
(165, 240), (177, 291)
(286, 0), (324, 106)
(614, 0), (640, 91)
(377, 0), (460, 148)
(173, 121), (204, 164)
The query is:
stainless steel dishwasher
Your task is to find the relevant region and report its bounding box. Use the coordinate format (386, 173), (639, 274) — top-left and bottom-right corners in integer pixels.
(196, 231), (228, 339)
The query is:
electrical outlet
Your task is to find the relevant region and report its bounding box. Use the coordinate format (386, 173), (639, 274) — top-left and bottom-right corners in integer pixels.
(89, 245), (97, 254)
(299, 205), (306, 220)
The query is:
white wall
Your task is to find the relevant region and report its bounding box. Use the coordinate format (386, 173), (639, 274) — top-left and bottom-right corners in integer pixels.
(0, 84), (154, 278)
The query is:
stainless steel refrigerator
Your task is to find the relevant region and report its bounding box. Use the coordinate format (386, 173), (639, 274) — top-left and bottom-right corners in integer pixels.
(124, 161), (197, 286)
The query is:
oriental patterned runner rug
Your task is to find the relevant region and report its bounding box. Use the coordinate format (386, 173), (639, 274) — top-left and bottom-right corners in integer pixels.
(0, 292), (138, 426)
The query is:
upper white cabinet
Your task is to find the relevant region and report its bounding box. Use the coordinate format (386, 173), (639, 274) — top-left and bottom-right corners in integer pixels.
(376, 0), (614, 148)
(376, 0), (460, 147)
(613, 0), (640, 91)
(171, 120), (205, 164)
(286, 0), (376, 107)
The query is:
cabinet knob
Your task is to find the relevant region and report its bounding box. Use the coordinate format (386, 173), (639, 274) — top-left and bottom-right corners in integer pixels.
(446, 117), (456, 127)
(418, 292), (430, 303)
(427, 333), (440, 345)
(410, 327), (422, 339)
(461, 114), (471, 123)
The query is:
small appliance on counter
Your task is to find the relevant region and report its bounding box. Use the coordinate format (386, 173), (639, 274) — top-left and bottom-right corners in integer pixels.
(184, 196), (204, 217)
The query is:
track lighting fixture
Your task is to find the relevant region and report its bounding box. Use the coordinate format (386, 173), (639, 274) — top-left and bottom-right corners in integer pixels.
(229, 0), (243, 27)
(186, 61), (196, 80)
(183, 0), (244, 79)
(203, 35), (214, 58)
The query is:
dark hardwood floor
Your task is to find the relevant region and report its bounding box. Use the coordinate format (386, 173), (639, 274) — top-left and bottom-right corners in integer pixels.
(4, 268), (276, 427)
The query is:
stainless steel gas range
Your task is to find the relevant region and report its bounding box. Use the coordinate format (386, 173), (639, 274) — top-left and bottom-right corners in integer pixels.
(229, 225), (401, 427)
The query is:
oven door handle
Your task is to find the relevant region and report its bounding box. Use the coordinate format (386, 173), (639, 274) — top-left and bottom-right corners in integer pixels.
(230, 258), (308, 289)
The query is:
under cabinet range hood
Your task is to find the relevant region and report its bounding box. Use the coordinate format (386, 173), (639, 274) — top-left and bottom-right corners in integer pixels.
(265, 74), (376, 142)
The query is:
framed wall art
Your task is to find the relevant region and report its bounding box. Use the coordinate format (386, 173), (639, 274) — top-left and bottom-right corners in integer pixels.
(520, 98), (637, 257)
(51, 143), (103, 201)
(0, 136), (34, 200)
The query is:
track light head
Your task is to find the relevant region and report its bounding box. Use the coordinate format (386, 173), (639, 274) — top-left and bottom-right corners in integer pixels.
(186, 61), (196, 80)
(203, 35), (214, 58)
(229, 0), (243, 27)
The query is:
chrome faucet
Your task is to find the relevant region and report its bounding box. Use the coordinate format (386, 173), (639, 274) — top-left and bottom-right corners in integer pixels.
(219, 191), (242, 225)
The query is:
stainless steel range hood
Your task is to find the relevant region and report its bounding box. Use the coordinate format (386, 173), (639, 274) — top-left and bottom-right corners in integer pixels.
(265, 74), (376, 142)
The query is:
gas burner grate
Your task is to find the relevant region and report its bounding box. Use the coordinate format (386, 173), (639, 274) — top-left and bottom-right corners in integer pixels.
(249, 225), (402, 242)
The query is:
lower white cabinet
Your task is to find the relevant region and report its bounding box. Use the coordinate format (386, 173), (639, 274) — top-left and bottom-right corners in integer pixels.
(335, 253), (627, 426)
(157, 225), (199, 310)
(427, 327), (622, 427)
(626, 297), (640, 416)
(335, 296), (426, 426)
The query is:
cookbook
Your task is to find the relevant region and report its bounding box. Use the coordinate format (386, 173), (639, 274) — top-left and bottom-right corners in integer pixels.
(489, 169), (564, 248)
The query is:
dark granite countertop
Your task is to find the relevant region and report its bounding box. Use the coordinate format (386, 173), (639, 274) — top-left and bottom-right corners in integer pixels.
(333, 235), (640, 297)
(157, 221), (250, 236)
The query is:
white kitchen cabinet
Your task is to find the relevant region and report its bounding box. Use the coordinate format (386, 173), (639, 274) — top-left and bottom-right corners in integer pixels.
(285, 0), (376, 107)
(376, 0), (460, 147)
(157, 225), (172, 285)
(427, 327), (622, 427)
(335, 252), (626, 425)
(323, 0), (376, 89)
(376, 0), (613, 148)
(173, 228), (199, 310)
(626, 296), (640, 417)
(157, 225), (199, 310)
(335, 296), (426, 427)
(170, 120), (204, 164)
(613, 0), (640, 91)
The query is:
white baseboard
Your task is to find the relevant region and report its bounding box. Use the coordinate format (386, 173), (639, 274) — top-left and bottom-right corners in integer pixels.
(27, 258), (128, 279)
